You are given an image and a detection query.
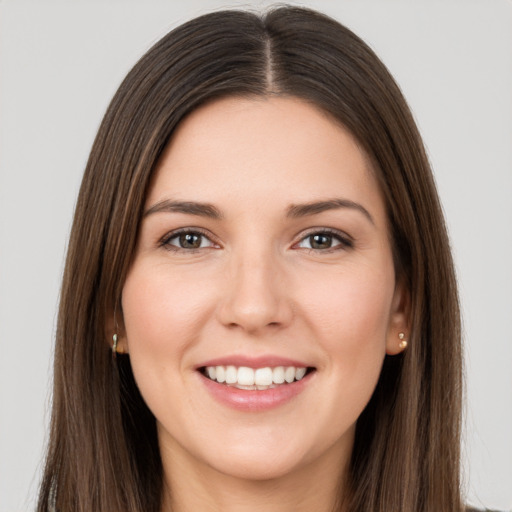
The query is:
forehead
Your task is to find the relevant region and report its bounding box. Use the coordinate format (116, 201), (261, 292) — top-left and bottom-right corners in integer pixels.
(146, 96), (385, 223)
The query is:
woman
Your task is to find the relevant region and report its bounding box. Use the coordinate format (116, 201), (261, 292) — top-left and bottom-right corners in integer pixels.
(37, 6), (468, 511)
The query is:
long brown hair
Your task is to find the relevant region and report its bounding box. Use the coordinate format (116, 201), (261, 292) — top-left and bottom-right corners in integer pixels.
(38, 6), (462, 512)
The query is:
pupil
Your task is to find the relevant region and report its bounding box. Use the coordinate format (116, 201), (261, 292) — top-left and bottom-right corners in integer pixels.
(180, 233), (201, 248)
(311, 234), (331, 249)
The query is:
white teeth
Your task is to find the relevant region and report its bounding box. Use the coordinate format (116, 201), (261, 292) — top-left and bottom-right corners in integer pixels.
(254, 367), (273, 386)
(284, 366), (295, 383)
(295, 367), (307, 380)
(225, 365), (237, 384)
(235, 383), (257, 390)
(272, 366), (285, 384)
(204, 365), (310, 387)
(237, 367), (255, 386)
(216, 366), (226, 383)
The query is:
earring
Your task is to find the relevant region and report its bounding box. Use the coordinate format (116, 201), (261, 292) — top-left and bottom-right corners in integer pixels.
(112, 302), (122, 358)
(112, 333), (118, 357)
(398, 332), (408, 349)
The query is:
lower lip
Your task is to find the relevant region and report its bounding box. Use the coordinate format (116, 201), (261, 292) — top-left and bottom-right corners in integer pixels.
(199, 372), (314, 412)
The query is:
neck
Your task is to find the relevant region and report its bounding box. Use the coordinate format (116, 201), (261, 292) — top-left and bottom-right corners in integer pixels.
(160, 442), (350, 512)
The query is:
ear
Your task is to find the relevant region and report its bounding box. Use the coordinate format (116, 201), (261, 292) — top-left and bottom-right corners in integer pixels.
(385, 277), (410, 356)
(105, 303), (129, 355)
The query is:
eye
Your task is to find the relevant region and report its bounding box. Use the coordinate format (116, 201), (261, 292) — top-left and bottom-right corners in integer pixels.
(161, 229), (217, 251)
(295, 230), (352, 251)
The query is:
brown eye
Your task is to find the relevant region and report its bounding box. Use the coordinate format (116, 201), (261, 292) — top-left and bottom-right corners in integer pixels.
(179, 233), (203, 249)
(296, 230), (352, 251)
(309, 234), (333, 249)
(163, 230), (216, 250)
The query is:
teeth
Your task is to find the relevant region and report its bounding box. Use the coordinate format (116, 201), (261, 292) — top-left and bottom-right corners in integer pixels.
(237, 366), (255, 386)
(225, 365), (237, 384)
(216, 366), (226, 383)
(295, 367), (307, 380)
(254, 367), (273, 386)
(284, 366), (295, 383)
(204, 365), (310, 387)
(273, 366), (285, 384)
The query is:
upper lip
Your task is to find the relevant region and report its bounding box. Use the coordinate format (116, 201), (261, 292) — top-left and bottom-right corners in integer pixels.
(195, 355), (313, 370)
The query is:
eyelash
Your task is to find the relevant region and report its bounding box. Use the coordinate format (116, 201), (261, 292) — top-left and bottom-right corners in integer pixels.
(159, 227), (353, 253)
(293, 228), (354, 253)
(159, 228), (219, 253)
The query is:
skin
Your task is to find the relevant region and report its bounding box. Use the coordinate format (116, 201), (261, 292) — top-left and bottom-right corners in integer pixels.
(120, 96), (408, 512)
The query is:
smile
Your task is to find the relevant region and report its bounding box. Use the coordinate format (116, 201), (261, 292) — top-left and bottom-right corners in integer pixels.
(197, 356), (316, 411)
(201, 365), (310, 390)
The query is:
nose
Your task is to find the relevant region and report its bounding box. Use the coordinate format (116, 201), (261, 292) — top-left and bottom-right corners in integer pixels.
(217, 249), (294, 335)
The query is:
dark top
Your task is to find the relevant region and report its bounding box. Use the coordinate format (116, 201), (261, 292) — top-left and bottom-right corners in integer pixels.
(467, 508), (504, 512)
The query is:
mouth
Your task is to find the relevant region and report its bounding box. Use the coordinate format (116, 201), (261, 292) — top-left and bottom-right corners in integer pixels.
(199, 365), (316, 391)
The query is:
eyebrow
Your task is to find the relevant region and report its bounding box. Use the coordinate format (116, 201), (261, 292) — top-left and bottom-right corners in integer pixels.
(286, 198), (375, 225)
(144, 197), (374, 224)
(144, 199), (223, 219)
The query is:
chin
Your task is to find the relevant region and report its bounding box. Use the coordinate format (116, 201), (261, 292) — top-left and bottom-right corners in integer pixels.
(198, 433), (324, 483)
(211, 455), (303, 482)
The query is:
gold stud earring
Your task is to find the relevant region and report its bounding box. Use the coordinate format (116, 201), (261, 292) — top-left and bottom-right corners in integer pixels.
(398, 332), (408, 349)
(112, 333), (118, 358)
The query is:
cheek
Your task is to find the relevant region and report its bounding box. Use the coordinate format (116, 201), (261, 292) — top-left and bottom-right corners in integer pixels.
(296, 261), (394, 394)
(298, 262), (395, 342)
(121, 261), (216, 360)
(120, 261), (221, 430)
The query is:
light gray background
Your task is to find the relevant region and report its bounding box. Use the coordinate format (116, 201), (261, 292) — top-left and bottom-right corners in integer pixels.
(1, 1), (511, 511)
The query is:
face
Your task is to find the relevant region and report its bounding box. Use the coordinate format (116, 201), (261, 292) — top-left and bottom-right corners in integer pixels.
(121, 96), (407, 483)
